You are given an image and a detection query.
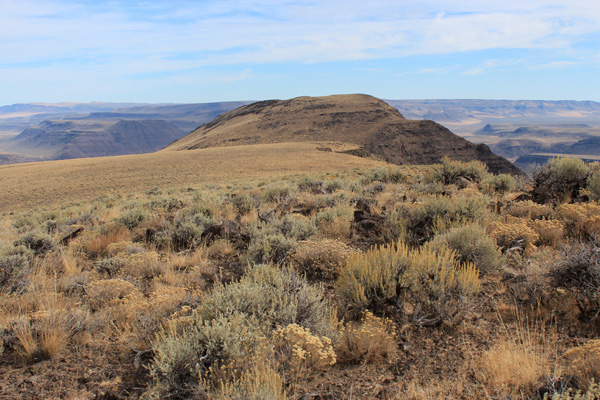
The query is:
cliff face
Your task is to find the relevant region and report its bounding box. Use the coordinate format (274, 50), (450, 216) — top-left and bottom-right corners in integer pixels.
(165, 94), (522, 175)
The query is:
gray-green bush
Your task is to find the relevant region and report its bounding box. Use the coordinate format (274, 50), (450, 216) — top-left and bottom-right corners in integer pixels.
(430, 156), (489, 185)
(483, 174), (516, 194)
(428, 224), (504, 273)
(199, 263), (335, 337)
(533, 157), (590, 203)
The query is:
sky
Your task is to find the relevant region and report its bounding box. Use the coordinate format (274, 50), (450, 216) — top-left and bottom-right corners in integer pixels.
(1, 0), (599, 105)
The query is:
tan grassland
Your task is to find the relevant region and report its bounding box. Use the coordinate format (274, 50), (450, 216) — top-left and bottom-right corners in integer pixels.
(0, 141), (385, 213)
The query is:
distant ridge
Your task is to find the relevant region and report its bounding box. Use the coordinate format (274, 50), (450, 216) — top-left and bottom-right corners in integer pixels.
(165, 94), (522, 175)
(7, 119), (185, 160)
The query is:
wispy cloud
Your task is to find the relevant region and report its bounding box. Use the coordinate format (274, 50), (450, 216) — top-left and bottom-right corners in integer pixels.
(3, 1), (599, 65)
(0, 0), (599, 102)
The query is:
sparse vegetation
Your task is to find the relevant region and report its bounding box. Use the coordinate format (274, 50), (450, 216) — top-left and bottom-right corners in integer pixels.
(1, 157), (600, 399)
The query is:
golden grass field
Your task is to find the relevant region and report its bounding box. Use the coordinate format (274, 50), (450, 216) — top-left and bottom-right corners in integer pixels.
(0, 142), (386, 214)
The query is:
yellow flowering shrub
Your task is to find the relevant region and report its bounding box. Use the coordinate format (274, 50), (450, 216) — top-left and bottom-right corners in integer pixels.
(558, 202), (600, 237)
(564, 339), (600, 386)
(106, 240), (137, 256)
(85, 278), (143, 311)
(274, 323), (336, 374)
(336, 311), (398, 364)
(529, 219), (565, 246)
(489, 220), (539, 254)
(292, 239), (356, 279)
(122, 251), (162, 278)
(504, 200), (553, 219)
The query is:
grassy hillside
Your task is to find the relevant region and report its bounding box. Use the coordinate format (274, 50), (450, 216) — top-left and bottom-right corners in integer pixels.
(0, 142), (385, 213)
(1, 154), (600, 399)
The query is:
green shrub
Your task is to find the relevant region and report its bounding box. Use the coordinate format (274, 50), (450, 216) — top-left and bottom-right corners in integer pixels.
(586, 162), (600, 201)
(336, 240), (481, 324)
(361, 167), (406, 185)
(149, 264), (335, 397)
(145, 197), (184, 212)
(246, 232), (296, 265)
(430, 156), (489, 185)
(184, 201), (216, 219)
(0, 248), (31, 294)
(93, 257), (125, 277)
(313, 206), (353, 225)
(428, 224), (504, 273)
(533, 157), (590, 203)
(117, 208), (148, 230)
(231, 193), (257, 215)
(170, 222), (204, 251)
(275, 214), (317, 241)
(150, 313), (265, 398)
(483, 174), (516, 194)
(14, 232), (54, 256)
(544, 381), (600, 400)
(12, 215), (38, 232)
(297, 176), (324, 191)
(262, 184), (295, 203)
(386, 194), (490, 243)
(12, 210), (60, 233)
(199, 263), (335, 338)
(324, 179), (344, 193)
(549, 240), (600, 321)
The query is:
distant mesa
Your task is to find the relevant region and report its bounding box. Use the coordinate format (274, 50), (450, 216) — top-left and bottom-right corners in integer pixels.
(474, 123), (596, 138)
(165, 94), (522, 175)
(0, 101), (251, 164)
(7, 119), (185, 161)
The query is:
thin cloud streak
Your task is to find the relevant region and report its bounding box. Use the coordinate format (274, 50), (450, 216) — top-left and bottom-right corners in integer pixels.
(0, 0), (599, 102)
(2, 0), (599, 66)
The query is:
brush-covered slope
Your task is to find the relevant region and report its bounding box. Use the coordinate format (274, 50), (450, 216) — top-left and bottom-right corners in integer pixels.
(165, 94), (521, 174)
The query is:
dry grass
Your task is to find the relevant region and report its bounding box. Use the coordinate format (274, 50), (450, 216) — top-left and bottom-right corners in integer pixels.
(214, 362), (287, 400)
(0, 142), (386, 213)
(82, 229), (132, 258)
(474, 318), (561, 398)
(13, 311), (73, 361)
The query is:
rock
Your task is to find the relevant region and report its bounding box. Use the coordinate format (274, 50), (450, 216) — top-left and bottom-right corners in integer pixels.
(60, 227), (84, 246)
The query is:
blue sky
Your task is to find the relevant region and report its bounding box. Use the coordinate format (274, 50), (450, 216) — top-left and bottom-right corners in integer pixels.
(1, 0), (599, 104)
